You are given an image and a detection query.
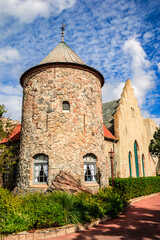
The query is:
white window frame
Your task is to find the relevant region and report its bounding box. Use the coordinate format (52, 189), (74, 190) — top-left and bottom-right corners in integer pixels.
(84, 154), (97, 183)
(33, 154), (48, 184)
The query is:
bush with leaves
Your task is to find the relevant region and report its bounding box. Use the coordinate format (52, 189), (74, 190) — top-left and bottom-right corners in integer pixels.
(95, 187), (126, 218)
(109, 177), (160, 199)
(0, 187), (127, 235)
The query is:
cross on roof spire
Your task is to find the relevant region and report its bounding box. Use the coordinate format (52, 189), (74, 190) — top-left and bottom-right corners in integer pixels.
(60, 23), (65, 42)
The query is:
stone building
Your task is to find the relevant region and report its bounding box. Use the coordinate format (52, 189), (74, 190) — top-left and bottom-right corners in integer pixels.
(17, 35), (108, 192)
(1, 32), (158, 192)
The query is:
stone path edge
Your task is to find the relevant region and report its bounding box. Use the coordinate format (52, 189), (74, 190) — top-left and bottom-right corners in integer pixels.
(1, 192), (160, 240)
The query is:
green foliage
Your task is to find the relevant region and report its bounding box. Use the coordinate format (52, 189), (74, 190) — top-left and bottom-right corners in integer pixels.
(0, 187), (127, 235)
(0, 105), (14, 141)
(96, 187), (126, 218)
(77, 192), (104, 220)
(0, 104), (19, 175)
(109, 177), (160, 199)
(149, 127), (160, 159)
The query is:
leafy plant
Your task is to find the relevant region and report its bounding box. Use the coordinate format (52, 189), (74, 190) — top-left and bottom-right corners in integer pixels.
(0, 104), (19, 175)
(0, 187), (127, 235)
(109, 177), (160, 199)
(149, 127), (160, 159)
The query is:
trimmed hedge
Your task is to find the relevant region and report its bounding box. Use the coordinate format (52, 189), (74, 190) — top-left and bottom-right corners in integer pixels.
(109, 177), (160, 199)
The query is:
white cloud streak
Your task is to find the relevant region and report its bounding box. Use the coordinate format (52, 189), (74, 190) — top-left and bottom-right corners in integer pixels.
(0, 83), (22, 96)
(157, 63), (160, 72)
(0, 0), (76, 24)
(123, 38), (155, 106)
(0, 47), (20, 63)
(0, 94), (22, 121)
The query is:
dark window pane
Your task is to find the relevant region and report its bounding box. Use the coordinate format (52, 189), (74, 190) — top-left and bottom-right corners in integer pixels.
(63, 101), (70, 111)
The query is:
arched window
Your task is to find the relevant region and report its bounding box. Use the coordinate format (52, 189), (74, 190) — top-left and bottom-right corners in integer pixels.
(134, 141), (139, 177)
(142, 154), (145, 177)
(62, 101), (70, 112)
(83, 154), (97, 182)
(128, 152), (132, 177)
(33, 154), (48, 184)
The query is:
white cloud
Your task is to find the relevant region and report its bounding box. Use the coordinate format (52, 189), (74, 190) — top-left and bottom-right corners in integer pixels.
(0, 0), (76, 24)
(157, 63), (160, 72)
(0, 47), (20, 63)
(102, 83), (115, 103)
(151, 118), (160, 127)
(0, 83), (22, 121)
(141, 109), (151, 119)
(113, 82), (125, 100)
(141, 110), (160, 127)
(122, 38), (155, 106)
(102, 82), (125, 103)
(0, 83), (22, 96)
(0, 94), (22, 121)
(143, 32), (154, 42)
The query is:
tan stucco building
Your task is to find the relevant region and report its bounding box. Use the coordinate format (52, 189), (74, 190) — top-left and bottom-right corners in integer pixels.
(103, 79), (157, 178)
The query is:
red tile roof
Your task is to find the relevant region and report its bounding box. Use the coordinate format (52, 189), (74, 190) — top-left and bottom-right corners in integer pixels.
(1, 124), (116, 143)
(103, 124), (117, 141)
(1, 124), (21, 143)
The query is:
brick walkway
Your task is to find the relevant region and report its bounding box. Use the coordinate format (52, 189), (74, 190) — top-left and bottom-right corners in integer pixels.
(40, 194), (160, 240)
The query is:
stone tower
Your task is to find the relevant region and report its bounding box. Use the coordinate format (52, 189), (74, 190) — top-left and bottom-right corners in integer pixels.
(18, 30), (107, 192)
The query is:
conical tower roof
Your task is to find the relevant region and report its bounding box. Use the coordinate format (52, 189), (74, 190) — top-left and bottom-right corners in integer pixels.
(40, 40), (86, 65)
(20, 29), (105, 87)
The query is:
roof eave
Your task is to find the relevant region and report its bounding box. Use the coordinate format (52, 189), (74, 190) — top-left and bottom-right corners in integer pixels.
(104, 136), (118, 142)
(20, 62), (105, 88)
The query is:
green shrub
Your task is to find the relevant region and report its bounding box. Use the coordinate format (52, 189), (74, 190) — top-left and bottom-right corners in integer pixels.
(20, 192), (64, 229)
(109, 177), (160, 199)
(0, 187), (127, 235)
(77, 192), (104, 220)
(47, 191), (88, 225)
(96, 187), (126, 218)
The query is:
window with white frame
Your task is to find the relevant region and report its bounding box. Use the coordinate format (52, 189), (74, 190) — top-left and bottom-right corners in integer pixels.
(83, 154), (97, 182)
(33, 154), (48, 184)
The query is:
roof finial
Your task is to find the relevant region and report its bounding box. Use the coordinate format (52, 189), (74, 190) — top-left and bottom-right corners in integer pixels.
(60, 23), (65, 42)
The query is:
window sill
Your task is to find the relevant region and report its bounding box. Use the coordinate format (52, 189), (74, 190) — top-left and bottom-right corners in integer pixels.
(84, 182), (99, 186)
(62, 110), (70, 113)
(30, 184), (48, 188)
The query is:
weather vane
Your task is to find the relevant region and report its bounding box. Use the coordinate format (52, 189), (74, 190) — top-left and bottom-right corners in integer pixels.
(60, 23), (66, 42)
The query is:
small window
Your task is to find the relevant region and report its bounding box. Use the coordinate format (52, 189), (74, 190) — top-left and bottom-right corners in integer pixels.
(84, 154), (97, 182)
(62, 101), (70, 112)
(33, 154), (48, 184)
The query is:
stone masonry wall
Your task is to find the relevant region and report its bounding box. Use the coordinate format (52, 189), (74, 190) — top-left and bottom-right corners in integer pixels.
(18, 66), (107, 192)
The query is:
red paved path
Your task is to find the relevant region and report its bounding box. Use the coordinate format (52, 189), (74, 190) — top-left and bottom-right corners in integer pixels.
(40, 194), (160, 240)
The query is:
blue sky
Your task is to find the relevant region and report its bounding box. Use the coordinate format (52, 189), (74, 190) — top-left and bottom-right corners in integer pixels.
(0, 0), (160, 125)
